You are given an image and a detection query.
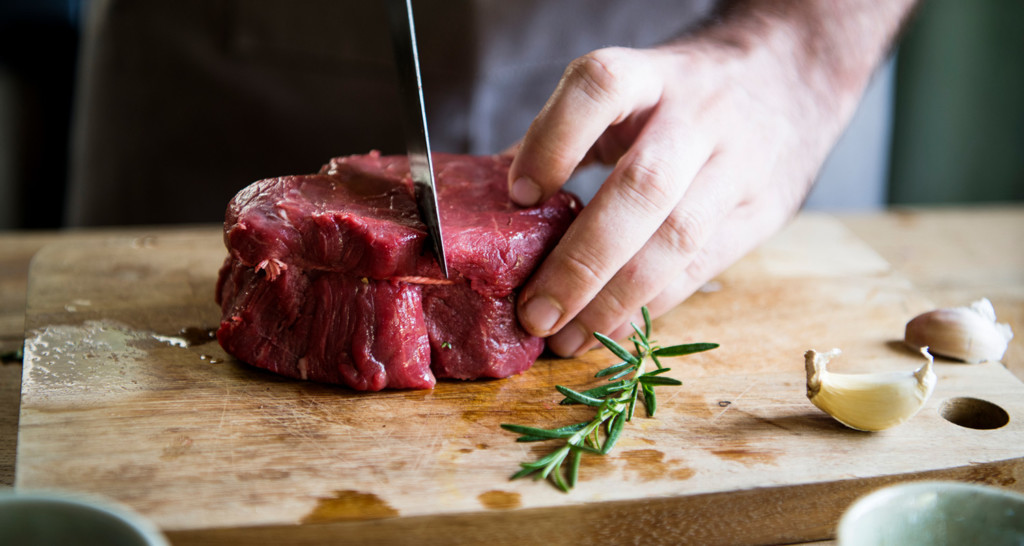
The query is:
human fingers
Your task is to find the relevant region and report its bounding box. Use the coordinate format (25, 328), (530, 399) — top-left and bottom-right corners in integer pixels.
(516, 110), (714, 343)
(544, 148), (740, 356)
(601, 180), (799, 348)
(507, 47), (664, 207)
(545, 117), (801, 355)
(498, 141), (520, 159)
(560, 204), (791, 355)
(648, 194), (795, 314)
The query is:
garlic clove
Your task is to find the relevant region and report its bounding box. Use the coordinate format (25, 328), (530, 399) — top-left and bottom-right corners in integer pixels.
(904, 298), (1014, 363)
(805, 348), (937, 432)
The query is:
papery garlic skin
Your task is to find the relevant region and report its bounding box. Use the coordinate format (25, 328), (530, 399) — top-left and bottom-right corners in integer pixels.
(805, 349), (936, 432)
(905, 298), (1013, 363)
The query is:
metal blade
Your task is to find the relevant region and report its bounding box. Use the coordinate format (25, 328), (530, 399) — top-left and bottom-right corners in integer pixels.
(387, 0), (448, 278)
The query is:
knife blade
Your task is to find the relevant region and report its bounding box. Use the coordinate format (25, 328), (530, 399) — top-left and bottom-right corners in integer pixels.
(387, 0), (449, 278)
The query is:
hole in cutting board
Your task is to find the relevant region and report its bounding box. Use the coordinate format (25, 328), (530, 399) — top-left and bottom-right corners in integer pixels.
(940, 397), (1009, 430)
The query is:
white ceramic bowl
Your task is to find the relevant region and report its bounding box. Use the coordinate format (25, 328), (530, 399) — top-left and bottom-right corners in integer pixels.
(838, 481), (1024, 546)
(0, 490), (168, 546)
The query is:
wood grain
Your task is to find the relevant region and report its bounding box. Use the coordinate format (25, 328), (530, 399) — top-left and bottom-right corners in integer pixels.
(11, 215), (1024, 545)
(0, 227), (224, 488)
(842, 206), (1024, 378)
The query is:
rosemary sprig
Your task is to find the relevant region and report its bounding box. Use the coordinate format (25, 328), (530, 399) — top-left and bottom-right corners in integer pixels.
(500, 307), (718, 492)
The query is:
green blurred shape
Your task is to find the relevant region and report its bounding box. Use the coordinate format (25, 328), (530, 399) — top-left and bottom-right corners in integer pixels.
(889, 0), (1024, 204)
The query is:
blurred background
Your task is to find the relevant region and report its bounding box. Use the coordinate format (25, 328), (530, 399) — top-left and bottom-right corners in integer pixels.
(1, 0), (82, 228)
(0, 0), (1022, 230)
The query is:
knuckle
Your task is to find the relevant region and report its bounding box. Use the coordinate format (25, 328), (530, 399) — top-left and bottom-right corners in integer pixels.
(565, 48), (630, 109)
(559, 246), (609, 291)
(662, 207), (707, 257)
(680, 248), (718, 291)
(585, 261), (655, 339)
(617, 153), (679, 216)
(593, 283), (635, 327)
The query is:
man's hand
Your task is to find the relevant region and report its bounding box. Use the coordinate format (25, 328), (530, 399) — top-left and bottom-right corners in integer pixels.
(509, 0), (918, 356)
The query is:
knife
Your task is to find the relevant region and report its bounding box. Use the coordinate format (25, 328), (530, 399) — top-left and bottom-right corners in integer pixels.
(387, 0), (449, 278)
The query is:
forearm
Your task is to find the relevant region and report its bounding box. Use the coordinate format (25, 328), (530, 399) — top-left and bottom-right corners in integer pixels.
(692, 0), (920, 125)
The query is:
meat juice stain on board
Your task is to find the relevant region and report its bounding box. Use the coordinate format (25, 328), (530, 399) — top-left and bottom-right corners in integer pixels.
(707, 435), (780, 467)
(619, 449), (674, 482)
(301, 490), (399, 524)
(575, 448), (696, 482)
(477, 490), (522, 510)
(709, 447), (779, 466)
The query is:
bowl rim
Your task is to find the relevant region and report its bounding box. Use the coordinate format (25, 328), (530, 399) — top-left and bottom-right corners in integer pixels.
(837, 480), (1024, 543)
(0, 488), (169, 546)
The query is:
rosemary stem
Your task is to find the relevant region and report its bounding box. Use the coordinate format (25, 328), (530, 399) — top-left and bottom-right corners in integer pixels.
(501, 306), (717, 491)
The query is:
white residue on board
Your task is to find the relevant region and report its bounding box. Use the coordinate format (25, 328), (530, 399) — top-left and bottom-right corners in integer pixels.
(22, 319), (153, 396)
(151, 334), (189, 348)
(63, 298), (93, 313)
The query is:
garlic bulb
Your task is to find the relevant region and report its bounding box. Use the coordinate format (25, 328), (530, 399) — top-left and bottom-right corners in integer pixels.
(905, 298), (1013, 363)
(805, 348), (936, 432)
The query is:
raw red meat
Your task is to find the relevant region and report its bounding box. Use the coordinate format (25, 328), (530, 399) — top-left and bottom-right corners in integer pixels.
(216, 152), (581, 390)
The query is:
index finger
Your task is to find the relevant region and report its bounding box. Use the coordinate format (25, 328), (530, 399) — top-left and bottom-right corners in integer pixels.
(508, 47), (663, 206)
(516, 113), (713, 339)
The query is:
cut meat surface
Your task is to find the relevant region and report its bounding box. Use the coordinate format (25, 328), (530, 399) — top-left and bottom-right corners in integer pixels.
(216, 152), (581, 390)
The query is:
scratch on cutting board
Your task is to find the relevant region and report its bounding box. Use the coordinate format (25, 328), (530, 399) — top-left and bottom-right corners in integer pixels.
(710, 381), (759, 422)
(408, 425), (445, 476)
(272, 409), (336, 459)
(217, 389), (237, 468)
(218, 393), (229, 430)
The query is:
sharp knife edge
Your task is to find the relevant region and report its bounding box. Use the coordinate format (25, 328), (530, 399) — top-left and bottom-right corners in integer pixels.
(387, 0), (449, 278)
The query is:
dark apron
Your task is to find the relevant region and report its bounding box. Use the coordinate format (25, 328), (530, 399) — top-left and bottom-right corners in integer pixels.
(67, 0), (712, 225)
(69, 0), (892, 225)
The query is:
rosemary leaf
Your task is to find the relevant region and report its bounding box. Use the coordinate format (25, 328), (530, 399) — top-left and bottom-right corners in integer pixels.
(642, 307), (652, 338)
(552, 458), (570, 492)
(638, 375), (683, 386)
(538, 447), (570, 480)
(630, 322), (647, 345)
(602, 412), (626, 454)
(607, 366), (637, 382)
(641, 383), (657, 416)
(514, 422), (588, 442)
(560, 381), (631, 404)
(568, 448), (583, 487)
(594, 360), (632, 378)
(626, 387), (638, 421)
(555, 385), (605, 407)
(501, 423), (578, 440)
(594, 332), (637, 364)
(512, 466), (536, 480)
(530, 448), (567, 468)
(653, 342), (719, 357)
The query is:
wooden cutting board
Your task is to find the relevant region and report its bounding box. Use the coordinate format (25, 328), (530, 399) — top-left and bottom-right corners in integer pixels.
(15, 215), (1024, 545)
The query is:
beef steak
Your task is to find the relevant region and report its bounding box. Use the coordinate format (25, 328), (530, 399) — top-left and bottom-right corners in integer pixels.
(216, 152), (581, 390)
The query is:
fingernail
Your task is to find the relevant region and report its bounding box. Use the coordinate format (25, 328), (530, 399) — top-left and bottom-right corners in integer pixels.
(510, 176), (542, 207)
(521, 295), (562, 335)
(548, 322), (586, 357)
